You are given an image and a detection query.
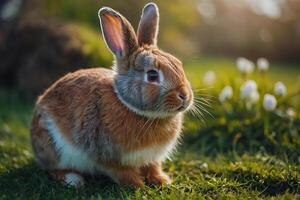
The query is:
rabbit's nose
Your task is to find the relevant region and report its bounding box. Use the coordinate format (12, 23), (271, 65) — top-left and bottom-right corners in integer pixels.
(177, 86), (189, 101)
(178, 93), (187, 100)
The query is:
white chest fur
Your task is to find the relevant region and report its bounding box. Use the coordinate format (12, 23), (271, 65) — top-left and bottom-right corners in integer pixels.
(121, 139), (178, 166)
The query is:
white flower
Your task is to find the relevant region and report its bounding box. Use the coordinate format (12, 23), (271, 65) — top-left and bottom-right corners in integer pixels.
(248, 90), (260, 104)
(274, 81), (287, 97)
(257, 58), (269, 72)
(203, 71), (215, 86)
(236, 57), (247, 72)
(240, 80), (260, 104)
(263, 94), (277, 111)
(286, 108), (296, 118)
(240, 80), (257, 99)
(236, 57), (254, 74)
(219, 86), (233, 103)
(200, 162), (208, 169)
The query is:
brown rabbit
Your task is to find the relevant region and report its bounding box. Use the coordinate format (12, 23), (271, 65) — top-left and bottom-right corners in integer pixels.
(30, 3), (193, 188)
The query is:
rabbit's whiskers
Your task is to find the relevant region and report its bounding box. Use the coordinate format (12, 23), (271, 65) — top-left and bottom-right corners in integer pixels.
(187, 91), (214, 124)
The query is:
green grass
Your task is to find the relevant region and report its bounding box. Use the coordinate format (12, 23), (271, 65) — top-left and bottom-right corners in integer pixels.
(0, 58), (300, 199)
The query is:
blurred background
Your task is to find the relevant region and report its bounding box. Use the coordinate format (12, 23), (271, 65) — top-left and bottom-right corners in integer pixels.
(0, 0), (300, 97)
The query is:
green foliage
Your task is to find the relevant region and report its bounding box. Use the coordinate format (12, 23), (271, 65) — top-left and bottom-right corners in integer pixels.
(67, 24), (113, 67)
(26, 0), (300, 62)
(36, 0), (200, 58)
(185, 57), (300, 161)
(186, 115), (300, 161)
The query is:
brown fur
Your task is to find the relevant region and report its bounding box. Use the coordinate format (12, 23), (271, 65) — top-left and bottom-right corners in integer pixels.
(34, 68), (182, 153)
(30, 3), (192, 188)
(31, 67), (183, 186)
(30, 109), (59, 170)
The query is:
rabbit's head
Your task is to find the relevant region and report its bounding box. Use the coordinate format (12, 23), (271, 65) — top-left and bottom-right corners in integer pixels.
(99, 3), (193, 118)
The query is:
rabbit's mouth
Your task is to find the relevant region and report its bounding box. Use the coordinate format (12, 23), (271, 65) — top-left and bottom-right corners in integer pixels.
(170, 100), (192, 113)
(174, 103), (191, 112)
(174, 95), (193, 112)
(176, 106), (185, 111)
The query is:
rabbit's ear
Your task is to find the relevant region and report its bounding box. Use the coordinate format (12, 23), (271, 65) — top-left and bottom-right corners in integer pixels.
(99, 7), (138, 59)
(137, 3), (159, 46)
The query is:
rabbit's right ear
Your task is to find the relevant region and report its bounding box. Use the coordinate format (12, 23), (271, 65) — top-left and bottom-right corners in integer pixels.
(98, 7), (138, 59)
(137, 3), (159, 46)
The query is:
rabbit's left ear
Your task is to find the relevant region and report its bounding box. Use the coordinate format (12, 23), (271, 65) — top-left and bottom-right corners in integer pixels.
(137, 3), (159, 46)
(99, 7), (138, 59)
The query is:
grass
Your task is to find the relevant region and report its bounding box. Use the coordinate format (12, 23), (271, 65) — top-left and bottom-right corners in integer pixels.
(0, 58), (299, 199)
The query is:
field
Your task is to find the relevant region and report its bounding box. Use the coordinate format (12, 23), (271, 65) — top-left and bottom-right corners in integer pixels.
(0, 58), (299, 199)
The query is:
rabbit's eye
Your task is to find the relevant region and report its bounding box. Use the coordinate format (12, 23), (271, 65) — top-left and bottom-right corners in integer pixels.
(147, 70), (159, 82)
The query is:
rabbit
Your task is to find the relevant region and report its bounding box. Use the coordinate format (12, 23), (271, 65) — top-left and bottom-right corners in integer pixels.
(30, 2), (193, 188)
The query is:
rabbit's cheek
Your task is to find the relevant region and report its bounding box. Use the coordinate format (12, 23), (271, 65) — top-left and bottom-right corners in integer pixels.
(142, 84), (160, 105)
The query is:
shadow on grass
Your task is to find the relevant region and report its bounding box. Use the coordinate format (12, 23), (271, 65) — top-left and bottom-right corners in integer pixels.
(223, 169), (300, 196)
(0, 162), (134, 200)
(176, 157), (299, 197)
(167, 148), (298, 198)
(200, 163), (300, 197)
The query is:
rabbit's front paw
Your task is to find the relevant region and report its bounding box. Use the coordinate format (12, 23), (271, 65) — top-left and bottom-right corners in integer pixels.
(141, 163), (172, 186)
(112, 166), (144, 188)
(147, 172), (172, 186)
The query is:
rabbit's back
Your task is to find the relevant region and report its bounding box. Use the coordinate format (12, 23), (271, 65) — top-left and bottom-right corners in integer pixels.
(36, 67), (115, 142)
(31, 68), (122, 172)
